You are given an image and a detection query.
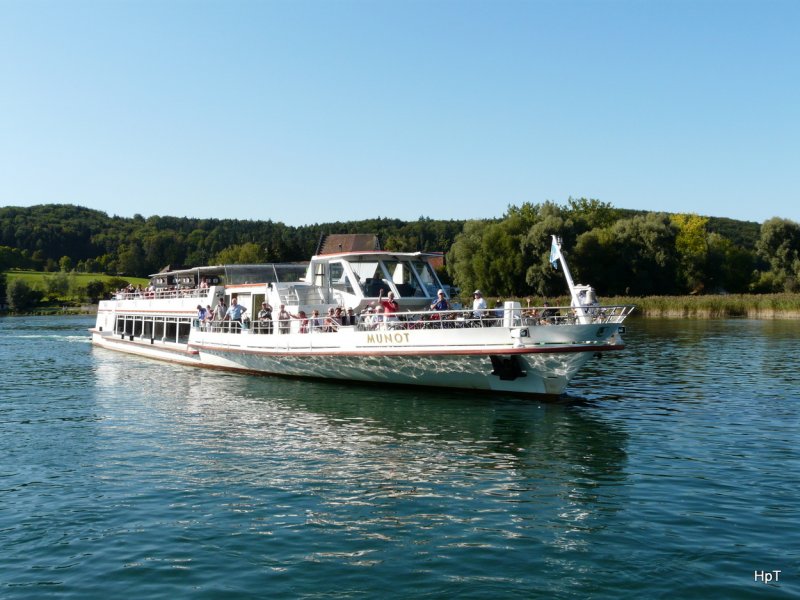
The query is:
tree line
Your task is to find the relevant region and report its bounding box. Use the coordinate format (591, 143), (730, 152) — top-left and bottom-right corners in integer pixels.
(1, 201), (799, 305)
(447, 199), (799, 298)
(0, 204), (463, 277)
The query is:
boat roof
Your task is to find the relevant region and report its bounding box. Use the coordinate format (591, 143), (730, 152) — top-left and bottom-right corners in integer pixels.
(151, 251), (441, 278)
(150, 263), (307, 278)
(310, 250), (442, 261)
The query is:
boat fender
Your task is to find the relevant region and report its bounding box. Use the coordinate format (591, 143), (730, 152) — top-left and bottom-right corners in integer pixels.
(490, 355), (527, 381)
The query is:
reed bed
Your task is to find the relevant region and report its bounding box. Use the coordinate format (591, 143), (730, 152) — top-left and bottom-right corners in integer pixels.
(498, 293), (800, 319)
(597, 293), (800, 319)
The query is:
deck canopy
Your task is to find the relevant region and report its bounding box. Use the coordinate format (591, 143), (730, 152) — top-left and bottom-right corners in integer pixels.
(150, 263), (308, 287)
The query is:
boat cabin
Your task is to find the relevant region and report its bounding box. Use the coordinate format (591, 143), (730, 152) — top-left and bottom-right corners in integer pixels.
(301, 251), (446, 311)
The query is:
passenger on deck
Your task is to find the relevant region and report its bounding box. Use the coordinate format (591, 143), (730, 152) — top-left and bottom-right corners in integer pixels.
(290, 310), (309, 333)
(342, 307), (357, 326)
(472, 290), (487, 322)
(225, 296), (247, 330)
(523, 298), (539, 319)
(213, 299), (227, 330)
(257, 301), (273, 334)
(196, 304), (207, 325)
(324, 308), (338, 332)
(378, 289), (399, 325)
(205, 305), (214, 330)
(278, 305), (291, 334)
(371, 305), (384, 329)
(540, 302), (559, 324)
(430, 289), (449, 311)
(310, 310), (323, 332)
(361, 306), (375, 329)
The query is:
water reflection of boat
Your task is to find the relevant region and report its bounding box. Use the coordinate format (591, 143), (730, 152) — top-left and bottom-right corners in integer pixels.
(91, 235), (633, 396)
(92, 352), (630, 558)
(93, 351), (627, 479)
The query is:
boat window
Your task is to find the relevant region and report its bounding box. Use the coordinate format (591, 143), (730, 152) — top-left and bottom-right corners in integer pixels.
(409, 259), (442, 297)
(313, 263), (325, 287)
(349, 260), (387, 296)
(273, 265), (307, 283)
(223, 264), (307, 285)
(382, 260), (425, 297)
(329, 262), (355, 295)
(225, 265), (278, 285)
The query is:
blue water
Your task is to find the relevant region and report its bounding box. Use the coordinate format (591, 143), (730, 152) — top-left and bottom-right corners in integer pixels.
(1, 315), (798, 598)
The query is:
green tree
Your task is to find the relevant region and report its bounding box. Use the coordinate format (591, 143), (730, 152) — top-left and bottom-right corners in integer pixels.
(671, 213), (709, 293)
(573, 213), (679, 296)
(472, 209), (534, 296)
(0, 246), (32, 270)
(706, 232), (754, 293)
(566, 197), (620, 230)
(445, 220), (486, 297)
(84, 257), (99, 272)
(572, 227), (621, 295)
(214, 242), (267, 264)
(755, 218), (800, 292)
(84, 279), (107, 303)
(59, 255), (73, 272)
(44, 271), (71, 300)
(118, 242), (147, 276)
(612, 213), (679, 295)
(7, 279), (41, 311)
(143, 230), (185, 273)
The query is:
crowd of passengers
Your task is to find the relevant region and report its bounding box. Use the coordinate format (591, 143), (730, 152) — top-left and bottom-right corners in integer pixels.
(194, 289), (566, 334)
(115, 278), (212, 300)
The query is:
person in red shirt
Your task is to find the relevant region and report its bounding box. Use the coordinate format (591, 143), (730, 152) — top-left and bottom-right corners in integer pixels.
(378, 289), (399, 316)
(378, 289), (400, 328)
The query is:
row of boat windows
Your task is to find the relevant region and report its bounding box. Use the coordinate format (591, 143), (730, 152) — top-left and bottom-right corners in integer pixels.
(145, 259), (444, 300)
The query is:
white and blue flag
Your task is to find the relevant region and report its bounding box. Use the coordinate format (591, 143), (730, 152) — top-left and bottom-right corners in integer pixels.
(549, 239), (559, 270)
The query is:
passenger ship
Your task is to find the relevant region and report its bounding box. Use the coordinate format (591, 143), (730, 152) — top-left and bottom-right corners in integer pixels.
(90, 235), (633, 396)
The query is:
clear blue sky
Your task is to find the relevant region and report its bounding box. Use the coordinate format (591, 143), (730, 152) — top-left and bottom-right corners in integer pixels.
(1, 0), (797, 227)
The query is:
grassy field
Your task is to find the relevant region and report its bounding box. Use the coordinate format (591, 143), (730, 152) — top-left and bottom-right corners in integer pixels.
(5, 270), (148, 288)
(3, 270), (149, 313)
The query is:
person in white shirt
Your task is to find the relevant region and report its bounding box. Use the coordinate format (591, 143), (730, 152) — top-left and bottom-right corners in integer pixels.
(472, 289), (487, 322)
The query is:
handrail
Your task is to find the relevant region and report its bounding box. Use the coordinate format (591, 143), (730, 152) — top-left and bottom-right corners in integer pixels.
(192, 305), (634, 335)
(358, 304), (634, 331)
(115, 288), (209, 301)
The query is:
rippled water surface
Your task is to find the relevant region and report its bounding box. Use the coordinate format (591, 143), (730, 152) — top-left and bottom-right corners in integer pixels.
(1, 315), (798, 598)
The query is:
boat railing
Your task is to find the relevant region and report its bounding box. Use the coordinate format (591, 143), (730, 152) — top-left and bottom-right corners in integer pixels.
(192, 305), (634, 335)
(194, 318), (250, 334)
(115, 287), (210, 301)
(364, 304), (634, 331)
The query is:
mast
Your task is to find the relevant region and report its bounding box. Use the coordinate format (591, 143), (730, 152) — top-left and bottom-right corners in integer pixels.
(550, 235), (590, 324)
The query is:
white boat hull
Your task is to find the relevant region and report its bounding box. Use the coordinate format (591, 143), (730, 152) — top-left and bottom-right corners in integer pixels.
(195, 346), (597, 395)
(187, 324), (622, 396)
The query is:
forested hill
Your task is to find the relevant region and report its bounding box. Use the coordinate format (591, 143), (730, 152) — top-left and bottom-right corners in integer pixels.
(0, 203), (465, 273)
(1, 201), (796, 298)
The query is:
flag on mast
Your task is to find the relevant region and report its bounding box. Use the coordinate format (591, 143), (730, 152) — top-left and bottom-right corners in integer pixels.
(549, 239), (559, 269)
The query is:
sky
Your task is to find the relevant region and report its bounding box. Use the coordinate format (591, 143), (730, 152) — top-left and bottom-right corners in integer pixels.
(1, 0), (797, 227)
